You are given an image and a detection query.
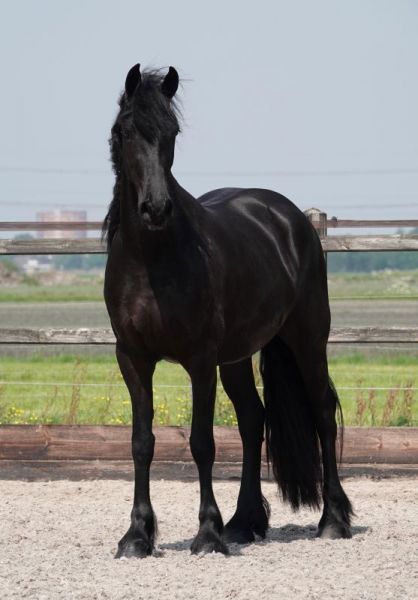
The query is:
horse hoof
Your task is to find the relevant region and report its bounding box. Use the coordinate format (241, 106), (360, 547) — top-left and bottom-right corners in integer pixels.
(223, 525), (255, 544)
(191, 532), (229, 555)
(115, 537), (153, 559)
(317, 523), (352, 540)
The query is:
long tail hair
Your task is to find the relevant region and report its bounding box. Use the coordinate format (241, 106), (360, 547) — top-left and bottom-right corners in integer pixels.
(260, 336), (322, 510)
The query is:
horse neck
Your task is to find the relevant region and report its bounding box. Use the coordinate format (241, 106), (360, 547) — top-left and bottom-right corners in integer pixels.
(169, 174), (204, 220)
(119, 172), (204, 260)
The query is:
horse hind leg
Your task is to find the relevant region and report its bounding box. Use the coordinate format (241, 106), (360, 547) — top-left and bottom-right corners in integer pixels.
(279, 327), (353, 538)
(219, 358), (270, 543)
(315, 378), (353, 538)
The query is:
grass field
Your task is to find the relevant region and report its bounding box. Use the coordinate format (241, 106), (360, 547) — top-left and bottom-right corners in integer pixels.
(0, 353), (416, 427)
(328, 270), (418, 300)
(1, 268), (417, 427)
(1, 269), (418, 302)
(0, 283), (104, 303)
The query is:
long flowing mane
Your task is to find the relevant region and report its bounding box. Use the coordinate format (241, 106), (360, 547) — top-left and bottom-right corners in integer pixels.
(102, 69), (181, 250)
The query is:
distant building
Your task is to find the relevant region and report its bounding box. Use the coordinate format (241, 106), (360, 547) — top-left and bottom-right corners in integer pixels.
(23, 258), (52, 275)
(36, 210), (87, 239)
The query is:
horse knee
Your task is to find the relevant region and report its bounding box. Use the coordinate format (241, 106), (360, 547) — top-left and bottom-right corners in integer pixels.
(190, 431), (215, 466)
(132, 432), (155, 466)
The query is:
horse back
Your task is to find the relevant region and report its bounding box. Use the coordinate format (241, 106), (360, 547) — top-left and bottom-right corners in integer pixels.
(196, 187), (326, 361)
(198, 187), (323, 284)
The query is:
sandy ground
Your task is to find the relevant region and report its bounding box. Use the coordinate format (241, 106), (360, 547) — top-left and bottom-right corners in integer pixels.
(1, 477), (417, 600)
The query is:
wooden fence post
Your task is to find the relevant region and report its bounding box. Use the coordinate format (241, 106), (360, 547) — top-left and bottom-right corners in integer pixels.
(304, 207), (327, 238)
(305, 207), (328, 265)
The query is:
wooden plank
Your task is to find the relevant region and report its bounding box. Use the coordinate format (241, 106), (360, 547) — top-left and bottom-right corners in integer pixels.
(1, 219), (417, 232)
(0, 327), (116, 344)
(0, 426), (417, 464)
(342, 427), (418, 464)
(328, 327), (418, 343)
(0, 221), (102, 231)
(0, 427), (47, 459)
(0, 238), (105, 255)
(0, 426), (189, 461)
(323, 234), (418, 252)
(0, 425), (191, 461)
(1, 235), (418, 255)
(1, 326), (417, 344)
(327, 219), (418, 229)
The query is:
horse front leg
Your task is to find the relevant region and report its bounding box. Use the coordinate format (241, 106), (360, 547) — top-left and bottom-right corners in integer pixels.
(186, 357), (228, 555)
(115, 343), (157, 558)
(220, 358), (269, 543)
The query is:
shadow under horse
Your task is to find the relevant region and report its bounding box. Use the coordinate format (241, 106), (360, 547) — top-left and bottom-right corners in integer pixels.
(103, 64), (353, 558)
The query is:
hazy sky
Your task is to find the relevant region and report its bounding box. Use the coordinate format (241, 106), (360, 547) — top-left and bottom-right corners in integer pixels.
(1, 0), (417, 223)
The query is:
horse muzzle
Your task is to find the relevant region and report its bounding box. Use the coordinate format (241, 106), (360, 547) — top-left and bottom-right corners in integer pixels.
(139, 198), (173, 230)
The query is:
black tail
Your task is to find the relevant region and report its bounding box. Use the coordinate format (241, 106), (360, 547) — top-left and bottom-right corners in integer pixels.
(260, 336), (322, 511)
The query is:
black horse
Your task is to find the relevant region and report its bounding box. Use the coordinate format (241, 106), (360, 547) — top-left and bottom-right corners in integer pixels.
(103, 64), (353, 558)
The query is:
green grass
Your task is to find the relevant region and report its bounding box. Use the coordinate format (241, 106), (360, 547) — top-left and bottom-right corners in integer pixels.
(0, 283), (103, 303)
(328, 355), (417, 426)
(328, 270), (418, 300)
(0, 353), (416, 427)
(0, 355), (202, 426)
(1, 269), (417, 302)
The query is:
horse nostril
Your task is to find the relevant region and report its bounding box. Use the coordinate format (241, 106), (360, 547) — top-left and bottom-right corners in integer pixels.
(140, 201), (150, 215)
(139, 198), (172, 227)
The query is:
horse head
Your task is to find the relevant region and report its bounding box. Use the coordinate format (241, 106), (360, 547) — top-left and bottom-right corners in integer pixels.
(110, 64), (180, 231)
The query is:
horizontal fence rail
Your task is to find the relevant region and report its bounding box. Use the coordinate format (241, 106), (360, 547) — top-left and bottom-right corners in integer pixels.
(1, 210), (418, 254)
(0, 238), (105, 255)
(324, 234), (418, 252)
(0, 221), (102, 231)
(1, 425), (417, 464)
(327, 218), (418, 229)
(2, 234), (418, 254)
(0, 326), (417, 344)
(1, 218), (418, 231)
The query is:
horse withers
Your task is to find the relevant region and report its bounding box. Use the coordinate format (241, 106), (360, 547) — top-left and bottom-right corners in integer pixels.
(103, 63), (353, 558)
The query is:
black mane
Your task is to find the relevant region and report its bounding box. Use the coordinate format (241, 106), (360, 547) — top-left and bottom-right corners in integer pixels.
(102, 70), (181, 250)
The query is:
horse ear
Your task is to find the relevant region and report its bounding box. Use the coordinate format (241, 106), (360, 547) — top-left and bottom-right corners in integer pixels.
(125, 63), (141, 98)
(161, 66), (179, 99)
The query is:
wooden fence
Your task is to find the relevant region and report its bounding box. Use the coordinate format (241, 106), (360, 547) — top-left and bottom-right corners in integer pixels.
(1, 210), (417, 468)
(1, 209), (417, 346)
(0, 425), (417, 464)
(1, 211), (418, 254)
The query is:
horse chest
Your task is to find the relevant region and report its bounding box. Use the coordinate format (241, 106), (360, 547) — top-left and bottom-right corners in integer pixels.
(113, 282), (213, 357)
